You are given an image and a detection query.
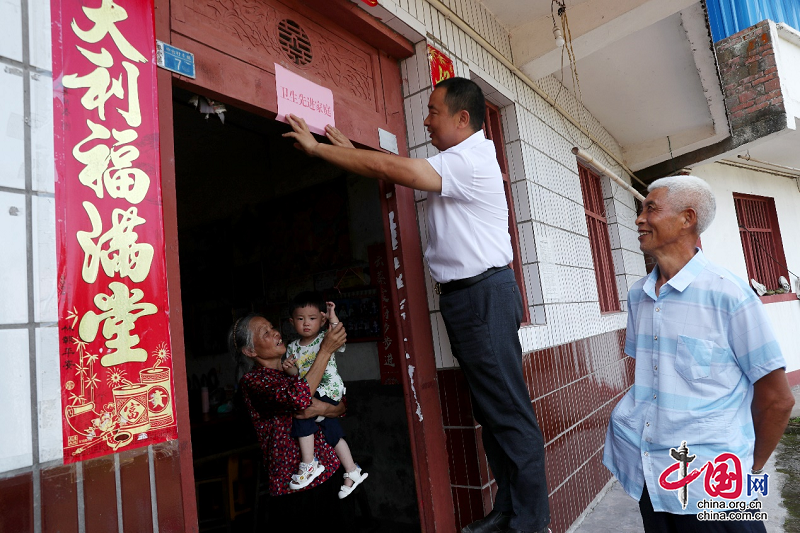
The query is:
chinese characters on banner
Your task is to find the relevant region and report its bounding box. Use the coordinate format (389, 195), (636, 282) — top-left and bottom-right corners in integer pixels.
(428, 44), (455, 87)
(368, 245), (401, 385)
(51, 0), (177, 463)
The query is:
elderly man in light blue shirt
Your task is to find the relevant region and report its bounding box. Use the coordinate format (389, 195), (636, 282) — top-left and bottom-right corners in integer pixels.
(603, 175), (795, 532)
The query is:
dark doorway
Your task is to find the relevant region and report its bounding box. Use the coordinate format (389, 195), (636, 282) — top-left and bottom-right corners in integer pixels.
(171, 86), (420, 532)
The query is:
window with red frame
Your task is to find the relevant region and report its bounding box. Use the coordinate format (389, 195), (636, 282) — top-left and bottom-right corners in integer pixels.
(578, 164), (620, 313)
(483, 101), (531, 324)
(733, 193), (789, 292)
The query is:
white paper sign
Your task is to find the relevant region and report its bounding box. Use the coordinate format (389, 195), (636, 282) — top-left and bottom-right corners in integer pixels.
(275, 63), (335, 135)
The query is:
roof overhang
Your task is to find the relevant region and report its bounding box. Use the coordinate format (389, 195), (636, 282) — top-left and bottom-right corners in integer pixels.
(481, 0), (729, 172)
(637, 20), (800, 181)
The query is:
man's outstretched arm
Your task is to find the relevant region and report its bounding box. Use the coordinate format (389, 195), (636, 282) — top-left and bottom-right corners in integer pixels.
(283, 114), (442, 192)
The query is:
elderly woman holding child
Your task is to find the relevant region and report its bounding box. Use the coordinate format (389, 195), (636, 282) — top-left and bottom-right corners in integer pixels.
(228, 311), (356, 530)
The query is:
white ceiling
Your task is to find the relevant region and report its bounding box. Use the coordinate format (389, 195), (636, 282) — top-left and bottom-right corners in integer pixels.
(480, 0), (592, 31)
(748, 126), (800, 170)
(713, 119), (800, 173)
(478, 0), (728, 171)
(572, 13), (711, 143)
(559, 12), (715, 145)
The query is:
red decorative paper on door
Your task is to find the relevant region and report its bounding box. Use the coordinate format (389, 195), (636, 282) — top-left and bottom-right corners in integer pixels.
(51, 0), (177, 463)
(428, 44), (455, 87)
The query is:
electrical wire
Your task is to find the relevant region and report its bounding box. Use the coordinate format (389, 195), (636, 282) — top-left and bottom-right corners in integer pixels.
(550, 0), (634, 199)
(552, 0), (591, 151)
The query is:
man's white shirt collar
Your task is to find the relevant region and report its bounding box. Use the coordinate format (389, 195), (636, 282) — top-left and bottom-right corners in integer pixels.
(440, 130), (486, 153)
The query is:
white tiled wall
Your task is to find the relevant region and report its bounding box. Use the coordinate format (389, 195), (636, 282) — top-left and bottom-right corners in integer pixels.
(28, 0), (51, 72)
(0, 0), (62, 473)
(33, 195), (57, 322)
(0, 329), (33, 472)
(355, 0), (645, 367)
(30, 71), (55, 194)
(0, 67), (26, 190)
(0, 0), (22, 63)
(37, 327), (62, 463)
(0, 191), (29, 323)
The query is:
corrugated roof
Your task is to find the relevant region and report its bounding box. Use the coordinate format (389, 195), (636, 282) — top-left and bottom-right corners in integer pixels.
(706, 0), (800, 41)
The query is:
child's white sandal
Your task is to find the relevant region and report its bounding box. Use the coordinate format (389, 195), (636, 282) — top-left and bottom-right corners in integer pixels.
(338, 465), (368, 499)
(289, 458), (325, 490)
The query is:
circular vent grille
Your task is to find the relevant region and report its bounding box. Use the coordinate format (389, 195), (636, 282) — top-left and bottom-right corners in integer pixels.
(278, 19), (312, 66)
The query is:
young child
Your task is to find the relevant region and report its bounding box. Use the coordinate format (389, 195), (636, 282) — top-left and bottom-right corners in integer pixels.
(283, 291), (368, 499)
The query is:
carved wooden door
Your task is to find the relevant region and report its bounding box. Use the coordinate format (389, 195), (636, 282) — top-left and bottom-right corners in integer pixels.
(170, 0), (406, 152)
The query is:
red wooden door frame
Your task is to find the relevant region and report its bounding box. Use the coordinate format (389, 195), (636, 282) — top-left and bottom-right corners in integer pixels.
(155, 0), (454, 530)
(378, 182), (456, 531)
(154, 1), (198, 530)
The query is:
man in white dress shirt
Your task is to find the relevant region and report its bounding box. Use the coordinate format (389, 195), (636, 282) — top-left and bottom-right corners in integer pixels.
(284, 77), (550, 533)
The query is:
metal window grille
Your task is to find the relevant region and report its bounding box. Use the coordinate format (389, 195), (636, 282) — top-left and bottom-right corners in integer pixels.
(733, 193), (789, 291)
(578, 164), (620, 312)
(483, 102), (531, 323)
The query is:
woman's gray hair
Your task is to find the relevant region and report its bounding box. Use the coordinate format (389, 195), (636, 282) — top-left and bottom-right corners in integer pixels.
(648, 175), (716, 234)
(228, 313), (263, 359)
(228, 314), (264, 379)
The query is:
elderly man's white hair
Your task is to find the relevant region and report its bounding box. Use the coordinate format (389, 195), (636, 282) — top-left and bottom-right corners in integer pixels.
(647, 175), (716, 234)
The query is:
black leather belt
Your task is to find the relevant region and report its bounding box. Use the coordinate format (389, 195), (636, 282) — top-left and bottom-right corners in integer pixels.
(435, 266), (510, 295)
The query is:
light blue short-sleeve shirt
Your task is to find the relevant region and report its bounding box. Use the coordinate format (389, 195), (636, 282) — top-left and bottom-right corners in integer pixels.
(603, 250), (786, 514)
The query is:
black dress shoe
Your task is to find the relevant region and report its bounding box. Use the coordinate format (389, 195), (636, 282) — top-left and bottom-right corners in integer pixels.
(461, 509), (512, 533)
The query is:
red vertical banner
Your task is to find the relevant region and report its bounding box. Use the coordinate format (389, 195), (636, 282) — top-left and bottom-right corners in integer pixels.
(428, 44), (455, 87)
(368, 245), (401, 385)
(51, 0), (177, 463)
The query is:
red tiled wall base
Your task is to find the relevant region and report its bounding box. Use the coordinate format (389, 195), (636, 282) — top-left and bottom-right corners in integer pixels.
(788, 368), (800, 388)
(438, 329), (632, 532)
(0, 471), (33, 533)
(0, 440), (185, 533)
(42, 465), (79, 533)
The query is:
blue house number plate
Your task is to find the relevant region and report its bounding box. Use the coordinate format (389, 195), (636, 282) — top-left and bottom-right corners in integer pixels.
(156, 40), (196, 79)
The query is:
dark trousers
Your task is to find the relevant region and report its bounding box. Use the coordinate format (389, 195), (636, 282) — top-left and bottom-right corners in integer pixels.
(291, 393), (345, 447)
(639, 485), (767, 533)
(267, 467), (356, 531)
(439, 268), (550, 532)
